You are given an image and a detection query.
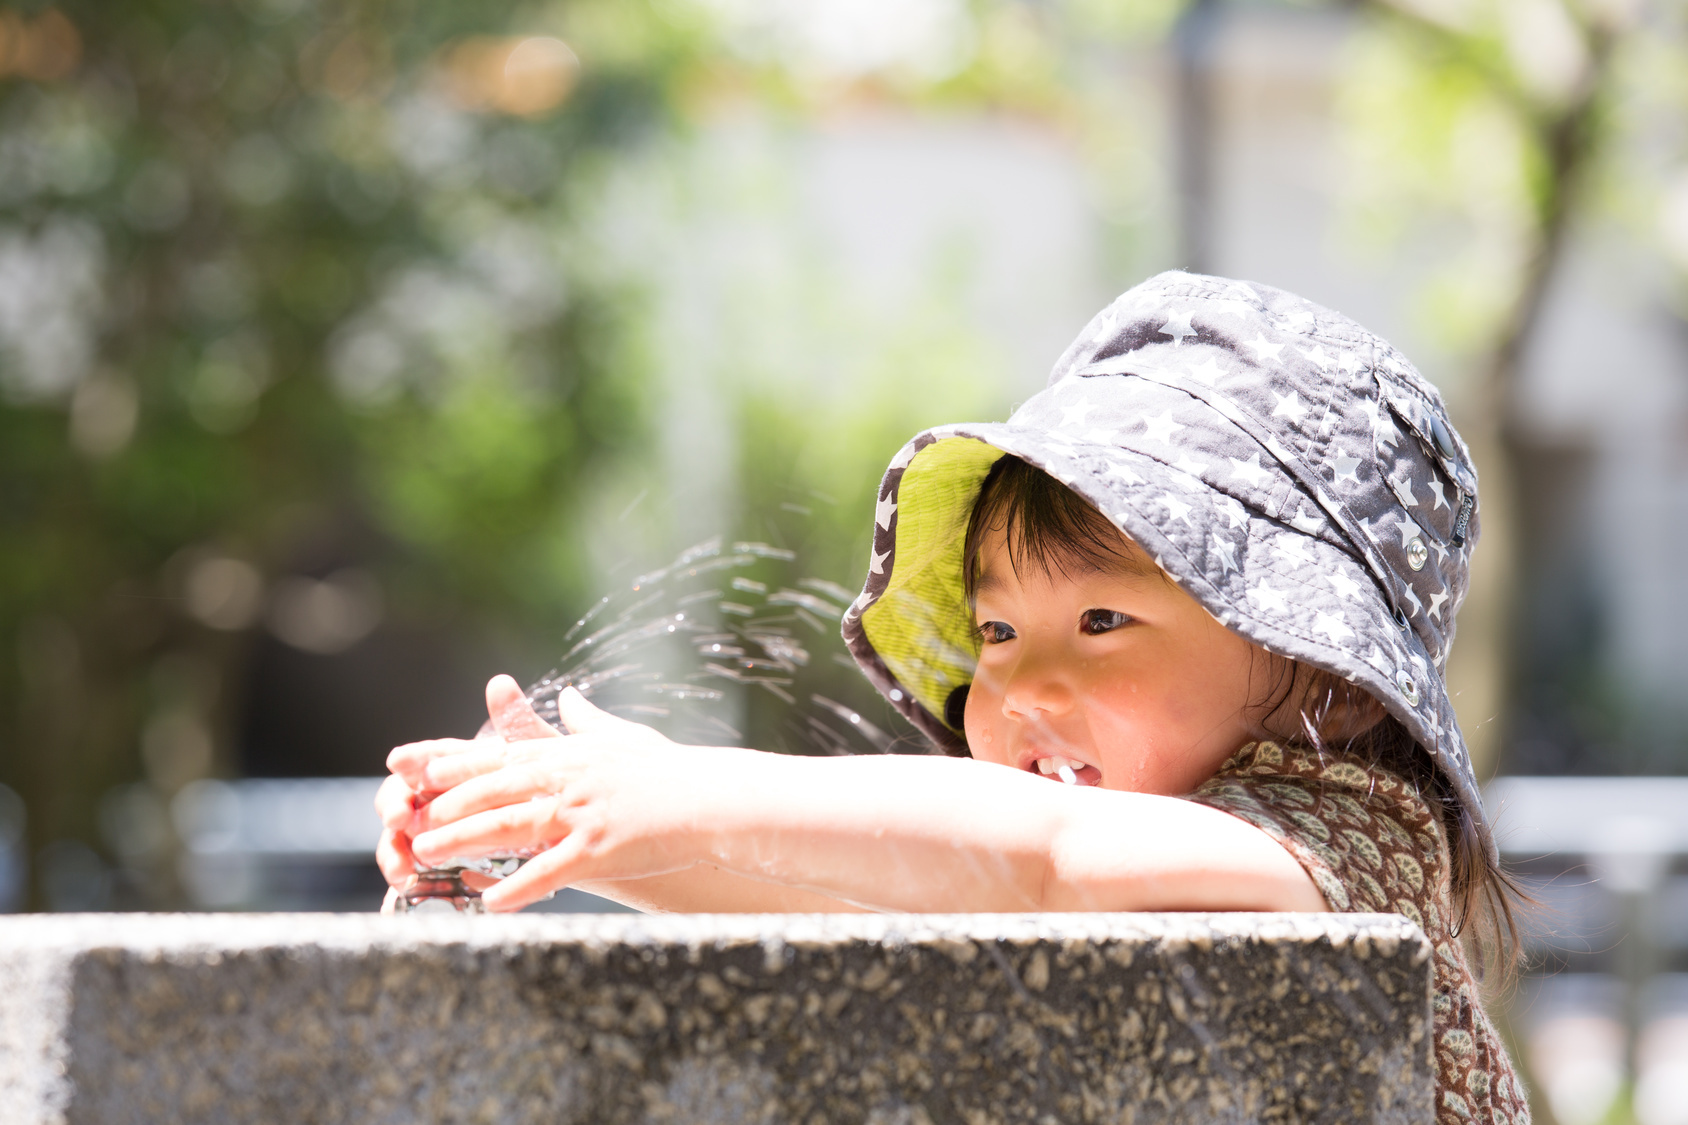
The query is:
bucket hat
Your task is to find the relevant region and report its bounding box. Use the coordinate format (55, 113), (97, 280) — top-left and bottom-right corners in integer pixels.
(843, 270), (1490, 848)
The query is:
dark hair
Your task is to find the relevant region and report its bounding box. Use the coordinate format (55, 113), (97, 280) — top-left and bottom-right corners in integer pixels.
(961, 453), (1156, 603)
(960, 454), (1525, 974)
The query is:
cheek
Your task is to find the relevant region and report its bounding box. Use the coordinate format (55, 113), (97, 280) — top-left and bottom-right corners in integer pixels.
(1079, 630), (1252, 739)
(962, 675), (1004, 760)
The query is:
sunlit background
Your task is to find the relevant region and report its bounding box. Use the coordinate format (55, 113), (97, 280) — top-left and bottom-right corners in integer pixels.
(2, 1), (1687, 1121)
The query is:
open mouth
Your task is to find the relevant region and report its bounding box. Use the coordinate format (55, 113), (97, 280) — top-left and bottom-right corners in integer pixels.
(1031, 755), (1100, 787)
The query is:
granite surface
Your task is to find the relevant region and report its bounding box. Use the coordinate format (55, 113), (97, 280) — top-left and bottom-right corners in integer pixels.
(0, 912), (1433, 1124)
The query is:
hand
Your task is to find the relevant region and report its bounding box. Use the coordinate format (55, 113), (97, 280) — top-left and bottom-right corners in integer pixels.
(390, 681), (740, 913)
(375, 674), (564, 910)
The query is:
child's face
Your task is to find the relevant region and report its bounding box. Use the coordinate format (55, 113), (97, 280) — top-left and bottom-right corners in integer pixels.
(965, 524), (1264, 795)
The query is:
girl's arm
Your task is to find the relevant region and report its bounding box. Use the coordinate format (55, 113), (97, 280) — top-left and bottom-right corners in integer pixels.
(375, 679), (866, 914)
(572, 869), (872, 913)
(385, 683), (1327, 915)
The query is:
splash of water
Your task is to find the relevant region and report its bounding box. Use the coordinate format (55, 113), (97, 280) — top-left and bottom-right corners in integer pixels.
(397, 537), (910, 912)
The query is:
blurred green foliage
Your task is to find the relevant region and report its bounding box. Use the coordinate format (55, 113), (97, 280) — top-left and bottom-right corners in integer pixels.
(0, 0), (713, 907)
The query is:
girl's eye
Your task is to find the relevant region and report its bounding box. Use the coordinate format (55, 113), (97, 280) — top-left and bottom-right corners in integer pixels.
(1080, 609), (1131, 636)
(977, 620), (1016, 644)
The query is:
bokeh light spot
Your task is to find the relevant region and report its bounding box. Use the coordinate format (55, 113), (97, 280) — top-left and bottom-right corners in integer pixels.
(441, 36), (580, 118)
(0, 8), (81, 83)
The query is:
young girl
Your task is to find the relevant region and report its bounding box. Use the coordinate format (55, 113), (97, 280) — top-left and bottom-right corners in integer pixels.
(377, 271), (1529, 1122)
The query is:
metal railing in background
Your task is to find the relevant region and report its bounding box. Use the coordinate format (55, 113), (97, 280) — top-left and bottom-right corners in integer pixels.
(1486, 777), (1688, 1125)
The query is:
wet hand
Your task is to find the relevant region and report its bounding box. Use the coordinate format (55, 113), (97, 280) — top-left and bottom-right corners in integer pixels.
(401, 684), (737, 912)
(375, 674), (566, 907)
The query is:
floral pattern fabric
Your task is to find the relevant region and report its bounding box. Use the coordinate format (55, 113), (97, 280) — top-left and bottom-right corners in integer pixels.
(1190, 741), (1531, 1124)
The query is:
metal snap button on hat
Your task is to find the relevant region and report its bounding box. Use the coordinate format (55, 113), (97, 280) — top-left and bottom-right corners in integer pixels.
(1406, 537), (1428, 571)
(1396, 671), (1420, 706)
(1430, 415), (1457, 461)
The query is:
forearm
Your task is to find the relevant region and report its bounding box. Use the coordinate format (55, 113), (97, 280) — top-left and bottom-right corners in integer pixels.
(393, 717), (1326, 915)
(693, 752), (1325, 914)
(574, 868), (869, 914)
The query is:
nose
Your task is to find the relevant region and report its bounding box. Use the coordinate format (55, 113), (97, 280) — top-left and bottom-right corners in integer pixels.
(998, 646), (1076, 720)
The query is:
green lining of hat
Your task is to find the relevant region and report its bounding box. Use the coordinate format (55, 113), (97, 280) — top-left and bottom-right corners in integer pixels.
(860, 436), (1007, 730)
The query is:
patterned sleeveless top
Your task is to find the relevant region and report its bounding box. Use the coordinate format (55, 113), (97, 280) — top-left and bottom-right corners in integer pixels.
(1188, 741), (1531, 1124)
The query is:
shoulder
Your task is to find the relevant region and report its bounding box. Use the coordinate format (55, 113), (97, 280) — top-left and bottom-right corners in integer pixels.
(1189, 741), (1449, 924)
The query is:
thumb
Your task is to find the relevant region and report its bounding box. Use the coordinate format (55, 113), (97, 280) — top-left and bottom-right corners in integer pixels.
(555, 685), (621, 735)
(486, 674), (563, 742)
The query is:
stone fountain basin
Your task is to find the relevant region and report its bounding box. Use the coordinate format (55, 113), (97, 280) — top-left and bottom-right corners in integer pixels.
(0, 911), (1431, 1124)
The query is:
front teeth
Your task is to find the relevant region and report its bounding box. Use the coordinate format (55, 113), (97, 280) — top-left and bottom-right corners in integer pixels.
(1036, 756), (1083, 784)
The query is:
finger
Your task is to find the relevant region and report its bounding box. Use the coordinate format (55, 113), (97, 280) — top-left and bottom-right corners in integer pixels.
(411, 798), (563, 868)
(486, 674), (563, 742)
(415, 739), (562, 793)
(555, 686), (623, 735)
(387, 737), (481, 786)
(376, 827), (418, 886)
(409, 759), (565, 837)
(481, 836), (592, 913)
(375, 773), (423, 831)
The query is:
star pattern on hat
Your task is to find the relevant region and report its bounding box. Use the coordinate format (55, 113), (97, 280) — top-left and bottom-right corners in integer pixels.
(1218, 496), (1248, 529)
(1428, 589), (1449, 621)
(1210, 535), (1239, 573)
(1359, 397), (1403, 451)
(1141, 410), (1184, 446)
(1390, 473), (1418, 509)
(1248, 580), (1290, 615)
(1246, 335), (1285, 363)
(1187, 356), (1225, 385)
(1297, 344), (1334, 372)
(1427, 478), (1448, 511)
(1375, 414), (1402, 451)
(1274, 539), (1314, 566)
(1159, 494), (1194, 526)
(1172, 453), (1207, 476)
(1271, 390), (1310, 424)
(1060, 400), (1092, 427)
(1227, 452), (1271, 488)
(1326, 571), (1363, 601)
(1159, 310), (1197, 345)
(1044, 440), (1079, 461)
(876, 490), (898, 530)
(1106, 462), (1145, 486)
(1328, 452), (1362, 485)
(1289, 510), (1322, 535)
(1313, 610), (1355, 645)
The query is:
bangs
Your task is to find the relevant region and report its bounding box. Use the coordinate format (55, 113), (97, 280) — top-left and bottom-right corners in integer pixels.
(962, 455), (1148, 602)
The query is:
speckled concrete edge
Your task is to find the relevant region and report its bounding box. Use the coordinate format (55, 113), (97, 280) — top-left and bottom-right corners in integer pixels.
(1, 913), (1433, 1125)
(0, 938), (73, 1125)
(0, 911), (1431, 959)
